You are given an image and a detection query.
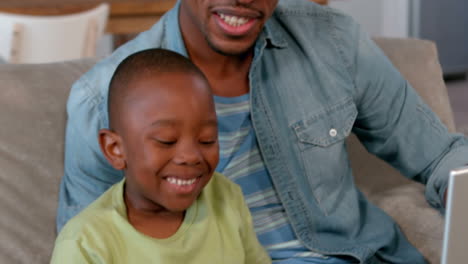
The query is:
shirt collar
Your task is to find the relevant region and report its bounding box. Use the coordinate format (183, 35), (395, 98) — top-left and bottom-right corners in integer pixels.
(261, 14), (288, 49)
(163, 0), (189, 57)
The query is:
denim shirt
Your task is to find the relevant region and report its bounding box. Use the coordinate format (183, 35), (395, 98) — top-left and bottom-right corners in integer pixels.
(58, 0), (468, 263)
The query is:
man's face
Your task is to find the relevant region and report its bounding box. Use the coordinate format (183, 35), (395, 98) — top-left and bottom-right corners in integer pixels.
(180, 0), (279, 56)
(120, 71), (219, 213)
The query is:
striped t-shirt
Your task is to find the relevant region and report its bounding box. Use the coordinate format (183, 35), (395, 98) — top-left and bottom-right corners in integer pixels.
(214, 94), (350, 263)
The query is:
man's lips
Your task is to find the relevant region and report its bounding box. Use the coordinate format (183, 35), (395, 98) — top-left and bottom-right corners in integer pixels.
(213, 11), (258, 36)
(212, 6), (262, 18)
(218, 13), (250, 27)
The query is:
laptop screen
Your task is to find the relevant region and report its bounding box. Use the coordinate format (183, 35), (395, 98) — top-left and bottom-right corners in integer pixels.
(441, 166), (468, 264)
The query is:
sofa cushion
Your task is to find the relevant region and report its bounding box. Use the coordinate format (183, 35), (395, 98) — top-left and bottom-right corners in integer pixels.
(0, 59), (96, 263)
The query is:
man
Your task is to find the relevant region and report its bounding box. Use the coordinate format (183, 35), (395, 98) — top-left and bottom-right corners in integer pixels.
(58, 0), (468, 263)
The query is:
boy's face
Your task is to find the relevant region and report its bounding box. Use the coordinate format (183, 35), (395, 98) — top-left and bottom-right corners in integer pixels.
(104, 71), (219, 214)
(180, 0), (279, 55)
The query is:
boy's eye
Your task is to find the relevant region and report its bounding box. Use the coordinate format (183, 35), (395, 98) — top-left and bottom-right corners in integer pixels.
(200, 139), (217, 145)
(155, 139), (176, 145)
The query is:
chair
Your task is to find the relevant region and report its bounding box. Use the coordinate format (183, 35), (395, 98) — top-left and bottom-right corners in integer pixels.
(0, 3), (109, 64)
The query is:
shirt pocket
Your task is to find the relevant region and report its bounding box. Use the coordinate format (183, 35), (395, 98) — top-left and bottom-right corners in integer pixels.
(291, 98), (357, 150)
(290, 98), (358, 215)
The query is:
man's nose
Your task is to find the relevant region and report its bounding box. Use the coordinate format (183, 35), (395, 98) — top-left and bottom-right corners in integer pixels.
(173, 142), (202, 166)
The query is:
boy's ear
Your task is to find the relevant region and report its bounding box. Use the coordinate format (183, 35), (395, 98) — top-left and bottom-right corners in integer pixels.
(98, 129), (126, 170)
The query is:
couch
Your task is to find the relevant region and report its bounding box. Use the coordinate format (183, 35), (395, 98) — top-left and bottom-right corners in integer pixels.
(0, 38), (459, 263)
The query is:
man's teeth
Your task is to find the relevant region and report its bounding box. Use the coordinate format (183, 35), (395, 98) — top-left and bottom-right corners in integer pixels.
(166, 177), (197, 186)
(219, 13), (249, 27)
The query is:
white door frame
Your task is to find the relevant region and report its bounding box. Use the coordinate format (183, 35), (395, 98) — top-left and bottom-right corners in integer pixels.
(381, 0), (410, 37)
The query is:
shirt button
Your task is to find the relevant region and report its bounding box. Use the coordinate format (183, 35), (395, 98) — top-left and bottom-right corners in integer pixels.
(329, 128), (337, 137)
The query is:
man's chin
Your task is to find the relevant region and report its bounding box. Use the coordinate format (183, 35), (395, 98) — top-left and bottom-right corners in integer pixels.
(207, 37), (256, 57)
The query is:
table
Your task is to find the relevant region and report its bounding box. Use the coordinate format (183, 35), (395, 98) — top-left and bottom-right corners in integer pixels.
(0, 0), (328, 35)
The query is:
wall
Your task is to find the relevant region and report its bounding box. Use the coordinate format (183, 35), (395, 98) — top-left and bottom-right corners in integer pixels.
(329, 0), (410, 38)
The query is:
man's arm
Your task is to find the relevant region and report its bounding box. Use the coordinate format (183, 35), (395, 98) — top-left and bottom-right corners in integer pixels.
(348, 28), (468, 211)
(56, 78), (123, 232)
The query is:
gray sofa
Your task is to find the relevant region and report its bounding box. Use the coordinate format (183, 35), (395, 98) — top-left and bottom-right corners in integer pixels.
(0, 38), (458, 263)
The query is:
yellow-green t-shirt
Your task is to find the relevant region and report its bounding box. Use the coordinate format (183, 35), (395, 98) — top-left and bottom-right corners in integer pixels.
(51, 172), (271, 264)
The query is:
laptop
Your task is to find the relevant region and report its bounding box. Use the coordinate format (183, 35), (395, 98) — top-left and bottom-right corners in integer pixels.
(441, 166), (468, 264)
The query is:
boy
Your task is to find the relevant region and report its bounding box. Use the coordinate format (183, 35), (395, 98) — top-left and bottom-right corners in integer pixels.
(50, 48), (271, 264)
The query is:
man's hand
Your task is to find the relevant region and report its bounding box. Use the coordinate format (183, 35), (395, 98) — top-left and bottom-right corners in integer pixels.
(444, 189), (448, 208)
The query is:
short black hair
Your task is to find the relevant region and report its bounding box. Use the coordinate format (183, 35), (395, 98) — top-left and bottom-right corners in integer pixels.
(107, 48), (206, 130)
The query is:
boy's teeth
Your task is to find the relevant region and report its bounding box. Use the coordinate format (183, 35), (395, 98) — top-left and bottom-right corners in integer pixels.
(219, 13), (249, 27)
(167, 177), (197, 186)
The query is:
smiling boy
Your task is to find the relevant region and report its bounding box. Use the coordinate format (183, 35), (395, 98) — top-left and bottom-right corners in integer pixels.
(50, 49), (271, 263)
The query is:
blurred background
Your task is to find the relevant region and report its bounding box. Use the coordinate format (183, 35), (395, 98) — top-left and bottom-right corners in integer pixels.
(330, 0), (468, 77)
(330, 0), (468, 132)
